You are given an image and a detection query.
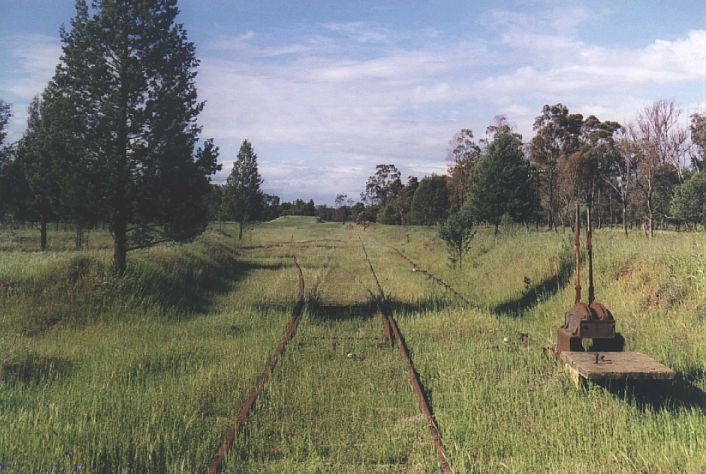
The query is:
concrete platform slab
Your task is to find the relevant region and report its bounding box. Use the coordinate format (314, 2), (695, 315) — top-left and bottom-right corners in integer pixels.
(560, 351), (675, 386)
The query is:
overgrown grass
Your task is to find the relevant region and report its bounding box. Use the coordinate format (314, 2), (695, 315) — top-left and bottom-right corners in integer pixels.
(0, 224), (298, 472)
(366, 223), (706, 472)
(1, 219), (704, 472)
(225, 234), (436, 472)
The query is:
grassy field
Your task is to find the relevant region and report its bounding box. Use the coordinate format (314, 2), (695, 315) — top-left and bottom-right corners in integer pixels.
(1, 217), (704, 472)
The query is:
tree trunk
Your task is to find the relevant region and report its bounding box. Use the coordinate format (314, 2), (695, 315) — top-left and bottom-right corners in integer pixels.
(494, 222), (499, 236)
(113, 218), (127, 275)
(238, 218), (244, 240)
(40, 215), (47, 251)
(548, 169), (556, 232)
(112, 16), (130, 275)
(622, 203), (628, 237)
(75, 224), (84, 249)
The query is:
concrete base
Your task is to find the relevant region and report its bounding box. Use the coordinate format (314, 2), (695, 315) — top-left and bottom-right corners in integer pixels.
(560, 352), (675, 387)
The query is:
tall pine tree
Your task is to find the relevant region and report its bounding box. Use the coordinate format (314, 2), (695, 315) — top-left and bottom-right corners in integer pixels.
(465, 121), (537, 234)
(17, 95), (65, 250)
(410, 175), (449, 225)
(53, 0), (220, 273)
(223, 139), (263, 240)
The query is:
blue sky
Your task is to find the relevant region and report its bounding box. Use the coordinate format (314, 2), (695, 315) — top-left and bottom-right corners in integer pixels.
(1, 1), (704, 203)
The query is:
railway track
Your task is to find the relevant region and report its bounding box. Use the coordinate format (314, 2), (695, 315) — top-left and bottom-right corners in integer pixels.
(361, 241), (452, 473)
(205, 255), (306, 474)
(207, 241), (451, 472)
(392, 247), (470, 305)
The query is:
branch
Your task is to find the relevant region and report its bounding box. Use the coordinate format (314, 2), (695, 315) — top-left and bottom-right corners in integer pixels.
(126, 238), (173, 252)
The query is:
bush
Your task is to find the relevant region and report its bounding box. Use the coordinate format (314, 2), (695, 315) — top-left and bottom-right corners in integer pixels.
(439, 209), (474, 268)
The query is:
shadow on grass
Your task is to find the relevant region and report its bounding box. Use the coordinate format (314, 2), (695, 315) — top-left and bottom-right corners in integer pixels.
(305, 297), (453, 323)
(0, 353), (73, 386)
(598, 368), (706, 414)
(492, 254), (575, 317)
(122, 256), (296, 319)
(12, 241), (300, 334)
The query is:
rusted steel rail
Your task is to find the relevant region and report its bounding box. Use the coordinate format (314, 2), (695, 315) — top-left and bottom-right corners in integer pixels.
(392, 248), (470, 305)
(386, 310), (451, 473)
(360, 238), (391, 344)
(205, 256), (306, 474)
(361, 241), (452, 473)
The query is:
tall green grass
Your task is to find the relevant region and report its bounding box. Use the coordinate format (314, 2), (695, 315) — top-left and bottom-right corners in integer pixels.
(367, 224), (706, 472)
(1, 219), (704, 472)
(0, 225), (298, 471)
(225, 232), (436, 472)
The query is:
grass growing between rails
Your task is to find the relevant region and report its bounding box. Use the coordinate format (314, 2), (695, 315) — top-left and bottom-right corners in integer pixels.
(0, 225), (300, 471)
(226, 234), (437, 472)
(1, 217), (704, 471)
(366, 223), (706, 472)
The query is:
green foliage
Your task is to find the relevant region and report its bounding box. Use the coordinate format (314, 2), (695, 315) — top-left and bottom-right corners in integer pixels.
(362, 164), (402, 207)
(529, 104), (583, 228)
(410, 175), (448, 225)
(465, 123), (536, 232)
(670, 172), (704, 228)
(396, 176), (419, 224)
(222, 139), (263, 238)
(0, 99), (31, 221)
(447, 129), (482, 211)
(691, 112), (706, 169)
(438, 209), (474, 268)
(0, 99), (10, 150)
(377, 203), (401, 224)
(52, 0), (219, 272)
(15, 93), (77, 248)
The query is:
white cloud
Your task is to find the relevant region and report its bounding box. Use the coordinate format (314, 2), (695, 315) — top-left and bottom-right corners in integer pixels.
(3, 14), (704, 203)
(0, 34), (62, 141)
(196, 17), (706, 202)
(0, 34), (60, 100)
(321, 22), (393, 44)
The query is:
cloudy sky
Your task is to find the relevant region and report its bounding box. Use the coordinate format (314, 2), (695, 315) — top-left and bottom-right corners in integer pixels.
(1, 1), (704, 203)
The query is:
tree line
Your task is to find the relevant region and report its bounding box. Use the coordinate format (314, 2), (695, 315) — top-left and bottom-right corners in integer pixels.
(315, 103), (704, 239)
(271, 103), (703, 242)
(1, 1), (704, 275)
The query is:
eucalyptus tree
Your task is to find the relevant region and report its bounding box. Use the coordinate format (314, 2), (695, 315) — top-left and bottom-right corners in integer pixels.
(447, 128), (481, 211)
(630, 101), (686, 237)
(529, 104), (583, 230)
(361, 164), (403, 208)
